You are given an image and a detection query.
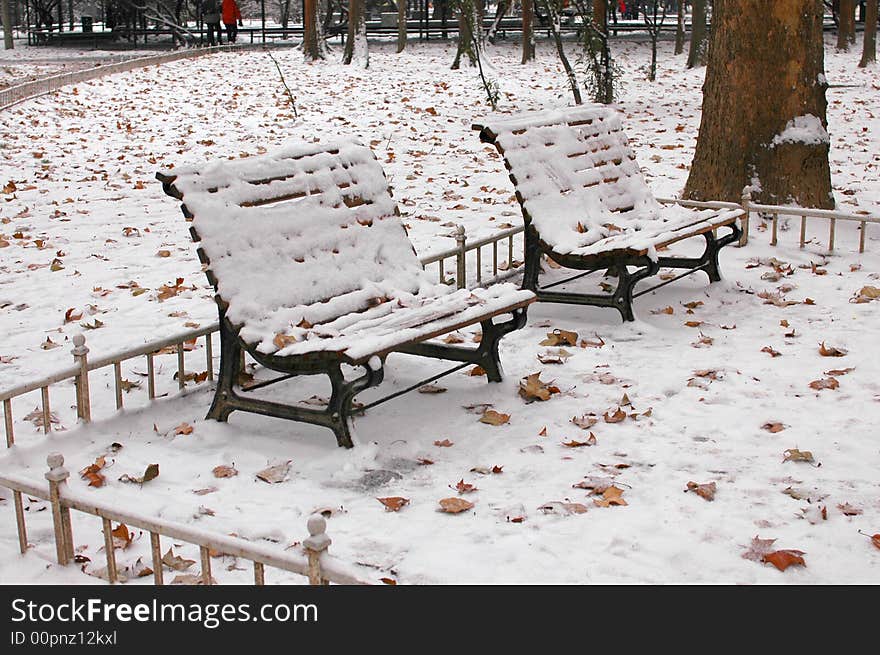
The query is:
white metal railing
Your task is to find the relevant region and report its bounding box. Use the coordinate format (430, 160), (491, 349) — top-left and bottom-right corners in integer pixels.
(0, 453), (371, 585)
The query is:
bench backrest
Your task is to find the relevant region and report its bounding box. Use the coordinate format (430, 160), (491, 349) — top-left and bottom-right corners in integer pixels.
(474, 106), (662, 252)
(157, 140), (427, 331)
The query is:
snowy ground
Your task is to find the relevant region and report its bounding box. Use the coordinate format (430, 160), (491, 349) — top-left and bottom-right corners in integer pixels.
(0, 37), (878, 585)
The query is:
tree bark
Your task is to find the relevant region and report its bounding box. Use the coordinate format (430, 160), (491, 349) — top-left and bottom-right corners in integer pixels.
(304, 0), (322, 59)
(686, 0), (708, 68)
(522, 0), (534, 63)
(674, 0), (685, 55)
(838, 0), (855, 50)
(859, 0), (877, 65)
(684, 0), (834, 209)
(451, 0), (478, 69)
(342, 0), (368, 67)
(1, 0), (13, 50)
(397, 0), (407, 53)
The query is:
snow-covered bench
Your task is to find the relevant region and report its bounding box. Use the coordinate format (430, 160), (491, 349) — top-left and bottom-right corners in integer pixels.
(474, 106), (743, 321)
(156, 140), (535, 448)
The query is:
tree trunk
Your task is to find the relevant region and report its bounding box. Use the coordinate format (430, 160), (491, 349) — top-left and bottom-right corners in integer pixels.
(541, 0), (581, 103)
(522, 0), (534, 63)
(686, 0), (707, 68)
(342, 0), (368, 67)
(397, 0), (406, 52)
(684, 0), (833, 209)
(451, 0), (478, 69)
(1, 0), (13, 50)
(859, 0), (877, 66)
(674, 0), (685, 55)
(838, 0), (855, 50)
(304, 0), (322, 59)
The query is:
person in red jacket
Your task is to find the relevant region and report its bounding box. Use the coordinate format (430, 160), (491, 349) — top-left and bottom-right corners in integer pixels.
(222, 0), (243, 44)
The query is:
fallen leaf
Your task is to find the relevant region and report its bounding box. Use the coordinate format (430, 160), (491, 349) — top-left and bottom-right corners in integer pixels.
(417, 384), (447, 394)
(562, 434), (597, 448)
(380, 578), (397, 585)
(111, 523), (133, 550)
(651, 306), (674, 315)
(540, 329), (578, 347)
(685, 481), (717, 501)
(434, 439), (454, 447)
(851, 285), (880, 303)
(453, 479), (477, 494)
(173, 422), (194, 435)
(762, 422), (785, 433)
(377, 497), (410, 512)
(162, 547), (196, 571)
(79, 456), (107, 488)
(118, 463), (159, 485)
(761, 346), (781, 357)
(571, 414), (598, 430)
(256, 461), (291, 484)
(417, 458), (435, 465)
(783, 448), (814, 463)
(438, 497), (474, 513)
(763, 550), (806, 572)
(593, 486), (628, 507)
(212, 465), (238, 478)
(603, 407), (626, 423)
(537, 348), (573, 364)
(537, 501), (589, 515)
(479, 410), (509, 426)
(824, 367), (854, 376)
(818, 342), (847, 357)
(518, 372), (560, 402)
(742, 536), (777, 562)
(468, 365), (487, 376)
(808, 377), (839, 391)
(836, 503), (862, 516)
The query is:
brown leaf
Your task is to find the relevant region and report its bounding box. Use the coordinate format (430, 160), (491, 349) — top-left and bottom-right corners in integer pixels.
(684, 321), (704, 328)
(571, 414), (598, 430)
(603, 407), (626, 423)
(380, 578), (397, 585)
(651, 306), (674, 315)
(836, 503), (862, 516)
(808, 377), (839, 391)
(273, 333), (297, 349)
(212, 464), (238, 478)
(256, 461), (291, 484)
(580, 335), (606, 348)
(118, 463), (159, 484)
(454, 479), (477, 494)
(479, 410), (509, 426)
(173, 422), (194, 435)
(433, 439), (454, 447)
(593, 486), (628, 507)
(742, 536), (778, 562)
(824, 367), (854, 376)
(818, 342), (847, 357)
(537, 348), (573, 364)
(762, 422), (785, 433)
(111, 523), (133, 550)
(518, 372), (560, 402)
(417, 384), (447, 394)
(162, 547), (196, 571)
(441, 333), (465, 344)
(562, 433), (597, 448)
(156, 249), (171, 258)
(377, 497), (410, 512)
(468, 365), (487, 376)
(871, 534), (880, 550)
(762, 550), (806, 572)
(783, 448), (814, 463)
(539, 329), (578, 347)
(851, 285), (880, 303)
(761, 346), (781, 357)
(685, 481), (717, 501)
(417, 458), (435, 465)
(439, 497), (474, 514)
(538, 501), (589, 515)
(79, 456), (107, 488)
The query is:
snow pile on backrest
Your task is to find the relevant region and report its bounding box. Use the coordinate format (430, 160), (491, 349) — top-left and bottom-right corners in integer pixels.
(771, 114), (830, 147)
(478, 106), (663, 254)
(165, 140), (438, 339)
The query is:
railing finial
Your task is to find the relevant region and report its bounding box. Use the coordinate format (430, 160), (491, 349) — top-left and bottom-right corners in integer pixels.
(304, 514), (331, 585)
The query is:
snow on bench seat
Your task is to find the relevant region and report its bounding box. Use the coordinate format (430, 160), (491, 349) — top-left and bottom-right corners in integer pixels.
(474, 105), (743, 259)
(157, 139), (533, 364)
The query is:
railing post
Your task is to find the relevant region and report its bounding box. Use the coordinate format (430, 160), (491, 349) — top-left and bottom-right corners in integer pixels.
(738, 186), (751, 247)
(71, 334), (91, 422)
(303, 514), (331, 585)
(45, 453), (74, 565)
(455, 225), (467, 289)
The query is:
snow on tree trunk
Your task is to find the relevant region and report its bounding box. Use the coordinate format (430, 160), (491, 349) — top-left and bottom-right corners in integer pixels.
(343, 0), (368, 68)
(686, 0), (708, 68)
(522, 0), (535, 63)
(304, 0), (323, 60)
(859, 0), (877, 67)
(684, 0), (834, 209)
(838, 0), (855, 51)
(451, 0), (479, 69)
(398, 0), (407, 53)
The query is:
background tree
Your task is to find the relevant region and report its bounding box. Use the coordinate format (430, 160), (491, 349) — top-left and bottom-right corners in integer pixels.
(304, 0), (323, 59)
(859, 0), (877, 66)
(397, 0), (406, 53)
(451, 0), (479, 69)
(837, 0), (855, 50)
(684, 0), (833, 209)
(540, 0), (581, 103)
(686, 0), (708, 68)
(342, 0), (368, 67)
(642, 0), (667, 81)
(522, 0), (535, 63)
(2, 0), (13, 49)
(674, 0), (686, 55)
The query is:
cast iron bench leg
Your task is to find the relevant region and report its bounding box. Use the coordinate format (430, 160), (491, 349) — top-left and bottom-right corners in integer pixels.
(326, 363), (384, 448)
(476, 307), (528, 382)
(206, 320), (241, 423)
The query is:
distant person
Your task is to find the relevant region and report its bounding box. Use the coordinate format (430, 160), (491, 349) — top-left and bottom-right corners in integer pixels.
(203, 0), (223, 46)
(222, 0), (243, 44)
